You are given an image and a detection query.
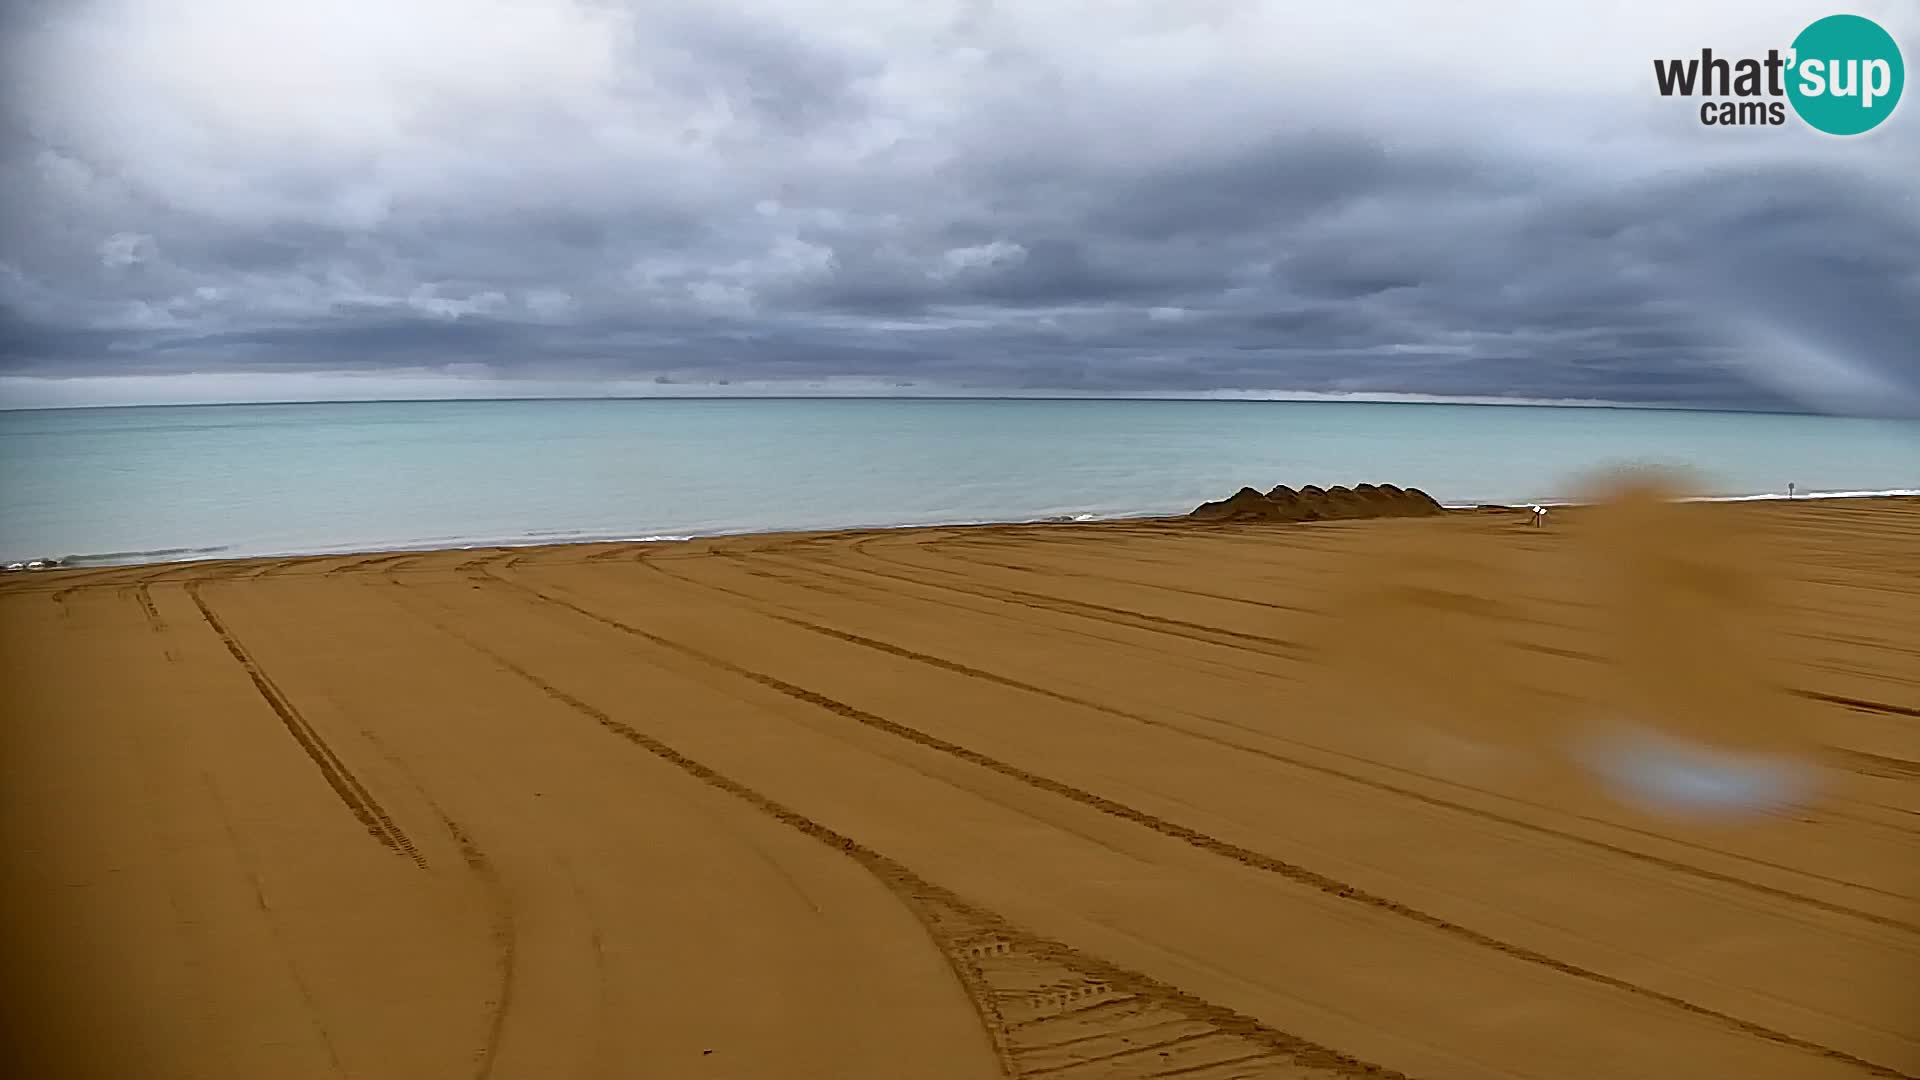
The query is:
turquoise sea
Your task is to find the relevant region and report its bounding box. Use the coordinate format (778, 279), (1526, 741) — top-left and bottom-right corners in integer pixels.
(2, 398), (1915, 567)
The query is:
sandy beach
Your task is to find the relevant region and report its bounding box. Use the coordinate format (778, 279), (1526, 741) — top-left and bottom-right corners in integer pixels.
(3, 494), (1915, 1080)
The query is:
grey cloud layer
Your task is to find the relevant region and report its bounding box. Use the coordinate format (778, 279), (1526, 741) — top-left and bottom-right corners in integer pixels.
(3, 0), (1918, 412)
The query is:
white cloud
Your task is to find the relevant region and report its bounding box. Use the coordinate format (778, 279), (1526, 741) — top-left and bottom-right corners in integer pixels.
(935, 241), (1024, 278)
(97, 232), (155, 269)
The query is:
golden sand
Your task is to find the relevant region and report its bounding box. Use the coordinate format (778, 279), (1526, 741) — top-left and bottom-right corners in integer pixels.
(3, 495), (1915, 1079)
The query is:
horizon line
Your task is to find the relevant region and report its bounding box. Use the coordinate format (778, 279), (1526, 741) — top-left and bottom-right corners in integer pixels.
(0, 393), (1815, 417)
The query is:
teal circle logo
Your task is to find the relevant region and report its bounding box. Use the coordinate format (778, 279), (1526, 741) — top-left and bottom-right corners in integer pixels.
(1787, 14), (1904, 135)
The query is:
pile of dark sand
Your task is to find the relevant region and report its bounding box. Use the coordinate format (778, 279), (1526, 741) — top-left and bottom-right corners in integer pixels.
(1188, 482), (1443, 523)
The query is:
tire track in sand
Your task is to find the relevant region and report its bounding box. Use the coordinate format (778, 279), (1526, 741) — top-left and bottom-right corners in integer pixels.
(840, 535), (1917, 717)
(919, 534), (1321, 616)
(639, 557), (1919, 934)
(943, 525), (1920, 710)
(134, 583), (167, 631)
(1797, 691), (1920, 720)
(445, 818), (516, 1080)
(668, 551), (1919, 906)
(386, 580), (1410, 1080)
(325, 553), (415, 577)
(351, 717), (519, 1080)
(184, 581), (427, 868)
(132, 582), (180, 662)
(828, 537), (1920, 824)
(485, 567), (1914, 1080)
(710, 548), (1295, 687)
(834, 537), (1310, 658)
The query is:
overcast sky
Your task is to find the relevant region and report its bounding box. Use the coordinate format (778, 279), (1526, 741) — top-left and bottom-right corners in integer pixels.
(3, 1), (1917, 411)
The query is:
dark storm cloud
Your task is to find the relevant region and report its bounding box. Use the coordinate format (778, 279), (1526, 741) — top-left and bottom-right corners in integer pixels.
(0, 312), (130, 368)
(1088, 133), (1509, 245)
(153, 316), (532, 357)
(1, 1), (1917, 411)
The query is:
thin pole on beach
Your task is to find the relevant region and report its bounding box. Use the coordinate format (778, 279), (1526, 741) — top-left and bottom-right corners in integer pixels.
(1788, 482), (1795, 500)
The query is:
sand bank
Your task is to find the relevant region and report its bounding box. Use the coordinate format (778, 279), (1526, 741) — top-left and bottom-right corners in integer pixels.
(3, 495), (1916, 1079)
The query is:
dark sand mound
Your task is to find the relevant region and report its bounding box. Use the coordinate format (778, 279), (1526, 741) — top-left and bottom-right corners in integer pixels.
(1190, 482), (1443, 523)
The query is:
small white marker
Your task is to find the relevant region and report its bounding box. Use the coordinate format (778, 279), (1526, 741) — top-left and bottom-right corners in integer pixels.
(1529, 505), (1548, 527)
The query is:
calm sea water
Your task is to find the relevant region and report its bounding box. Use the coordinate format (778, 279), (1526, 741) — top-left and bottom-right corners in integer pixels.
(2, 398), (1915, 566)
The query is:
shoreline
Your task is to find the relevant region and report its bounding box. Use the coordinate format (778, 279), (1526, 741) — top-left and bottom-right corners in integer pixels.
(7, 486), (1919, 577)
(5, 481), (1914, 1079)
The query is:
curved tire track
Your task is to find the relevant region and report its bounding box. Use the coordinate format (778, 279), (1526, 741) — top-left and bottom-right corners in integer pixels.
(838, 537), (1309, 658)
(445, 818), (517, 1080)
(684, 550), (1920, 904)
(639, 556), (1920, 935)
(748, 550), (1298, 684)
(487, 567), (1914, 1080)
(384, 580), (1412, 1080)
